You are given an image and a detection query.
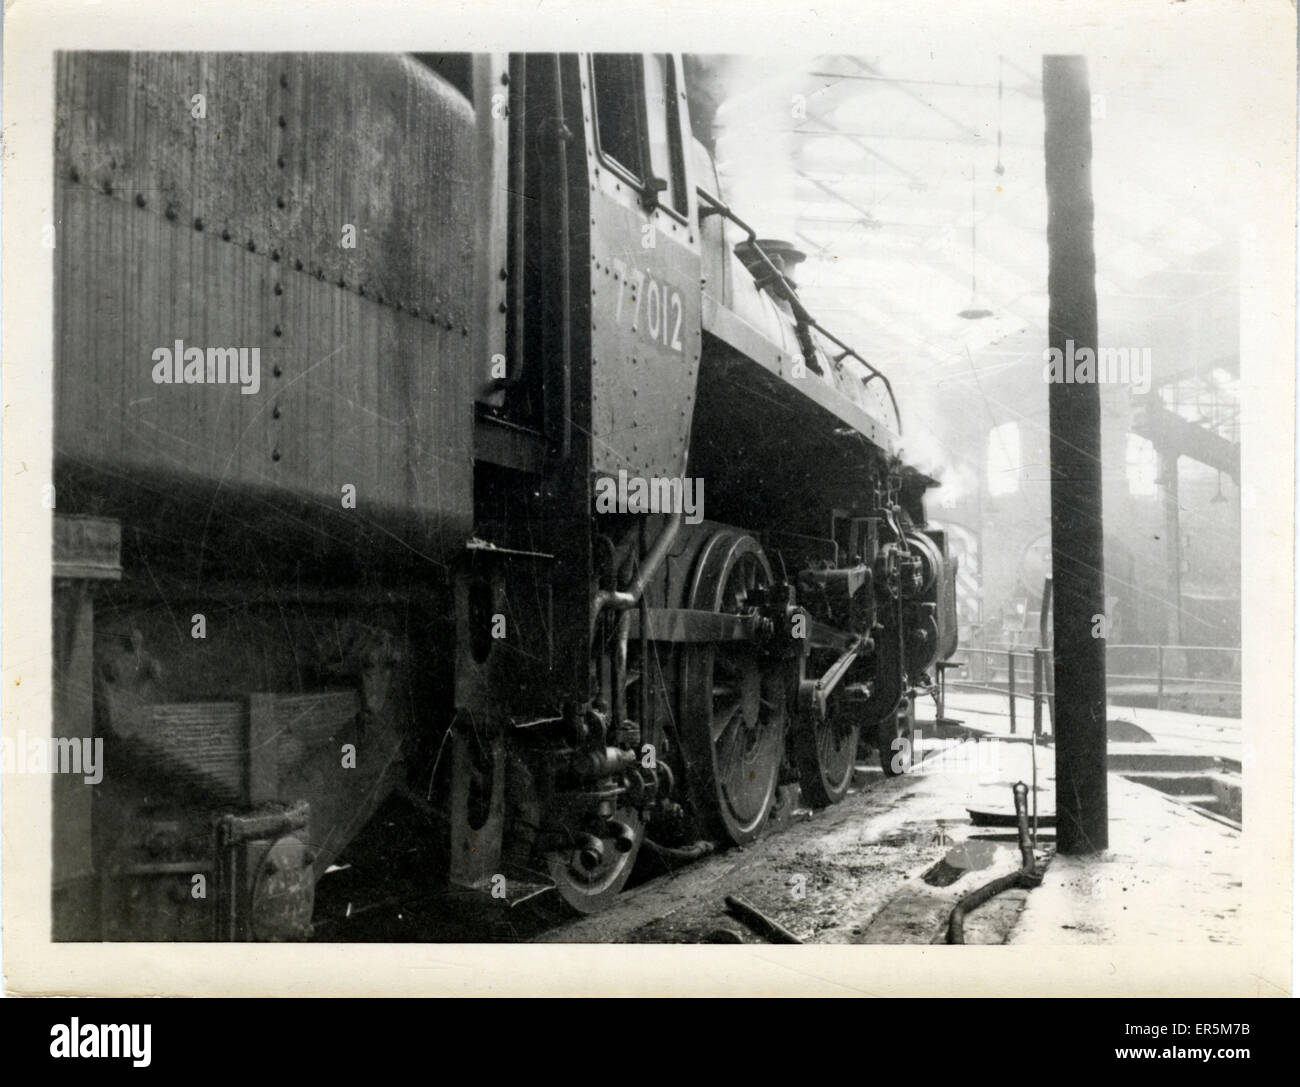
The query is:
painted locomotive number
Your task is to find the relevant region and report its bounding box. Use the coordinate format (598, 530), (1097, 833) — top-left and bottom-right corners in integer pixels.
(611, 257), (683, 353)
(647, 279), (660, 339)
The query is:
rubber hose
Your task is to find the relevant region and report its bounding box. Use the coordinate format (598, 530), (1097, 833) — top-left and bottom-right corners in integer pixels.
(947, 781), (1040, 944)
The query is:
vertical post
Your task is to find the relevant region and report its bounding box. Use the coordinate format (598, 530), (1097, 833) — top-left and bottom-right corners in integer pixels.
(1039, 577), (1055, 733)
(1159, 449), (1184, 644)
(1007, 649), (1017, 734)
(1033, 647), (1044, 736)
(1156, 644), (1165, 711)
(1043, 55), (1108, 853)
(1030, 731), (1039, 849)
(1046, 651), (1055, 733)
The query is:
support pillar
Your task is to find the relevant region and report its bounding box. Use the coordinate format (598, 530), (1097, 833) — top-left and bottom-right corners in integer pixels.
(1043, 55), (1108, 853)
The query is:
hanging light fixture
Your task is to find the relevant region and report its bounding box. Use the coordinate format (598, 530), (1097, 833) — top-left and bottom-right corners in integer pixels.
(958, 165), (994, 320)
(960, 61), (1005, 320)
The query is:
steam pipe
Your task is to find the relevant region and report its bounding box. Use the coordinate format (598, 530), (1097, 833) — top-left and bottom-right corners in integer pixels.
(607, 511), (682, 727)
(613, 608), (632, 727)
(590, 507), (684, 637)
(638, 515), (651, 753)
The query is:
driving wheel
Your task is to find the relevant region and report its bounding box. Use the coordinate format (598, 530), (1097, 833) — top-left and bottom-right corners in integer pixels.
(679, 530), (786, 845)
(794, 689), (860, 807)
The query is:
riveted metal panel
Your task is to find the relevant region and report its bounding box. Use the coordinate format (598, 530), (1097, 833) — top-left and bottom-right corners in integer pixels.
(54, 53), (478, 562)
(582, 56), (701, 483)
(56, 53), (479, 324)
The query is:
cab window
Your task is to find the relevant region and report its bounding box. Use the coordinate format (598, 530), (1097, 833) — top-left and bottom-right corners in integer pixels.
(593, 54), (645, 181)
(592, 53), (688, 218)
(643, 54), (688, 215)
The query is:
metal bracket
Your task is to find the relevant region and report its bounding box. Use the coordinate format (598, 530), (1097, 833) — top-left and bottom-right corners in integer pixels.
(641, 174), (668, 212)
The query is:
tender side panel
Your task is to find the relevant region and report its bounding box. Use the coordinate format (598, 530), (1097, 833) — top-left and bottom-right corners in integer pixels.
(55, 53), (479, 560)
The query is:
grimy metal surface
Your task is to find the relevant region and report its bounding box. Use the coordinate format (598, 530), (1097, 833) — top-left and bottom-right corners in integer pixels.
(54, 53), (478, 559)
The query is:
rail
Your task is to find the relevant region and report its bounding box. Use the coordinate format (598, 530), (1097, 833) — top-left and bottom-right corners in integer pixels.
(696, 187), (903, 433)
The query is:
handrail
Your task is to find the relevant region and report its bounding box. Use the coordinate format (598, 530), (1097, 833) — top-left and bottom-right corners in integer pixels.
(696, 187), (903, 434)
(942, 642), (1242, 734)
(947, 643), (1242, 714)
(958, 642), (1241, 659)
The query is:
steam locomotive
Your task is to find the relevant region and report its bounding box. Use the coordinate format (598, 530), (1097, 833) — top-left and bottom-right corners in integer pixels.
(51, 52), (957, 937)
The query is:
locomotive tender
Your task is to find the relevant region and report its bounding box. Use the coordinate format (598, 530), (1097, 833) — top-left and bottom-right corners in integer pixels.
(51, 52), (957, 936)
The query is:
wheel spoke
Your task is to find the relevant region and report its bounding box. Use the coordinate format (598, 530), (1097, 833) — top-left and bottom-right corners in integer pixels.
(711, 696), (742, 743)
(719, 730), (754, 808)
(796, 699), (860, 807)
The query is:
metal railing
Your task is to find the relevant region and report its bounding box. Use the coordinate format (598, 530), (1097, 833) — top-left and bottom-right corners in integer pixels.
(939, 642), (1242, 732)
(940, 646), (1051, 735)
(695, 187), (903, 432)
